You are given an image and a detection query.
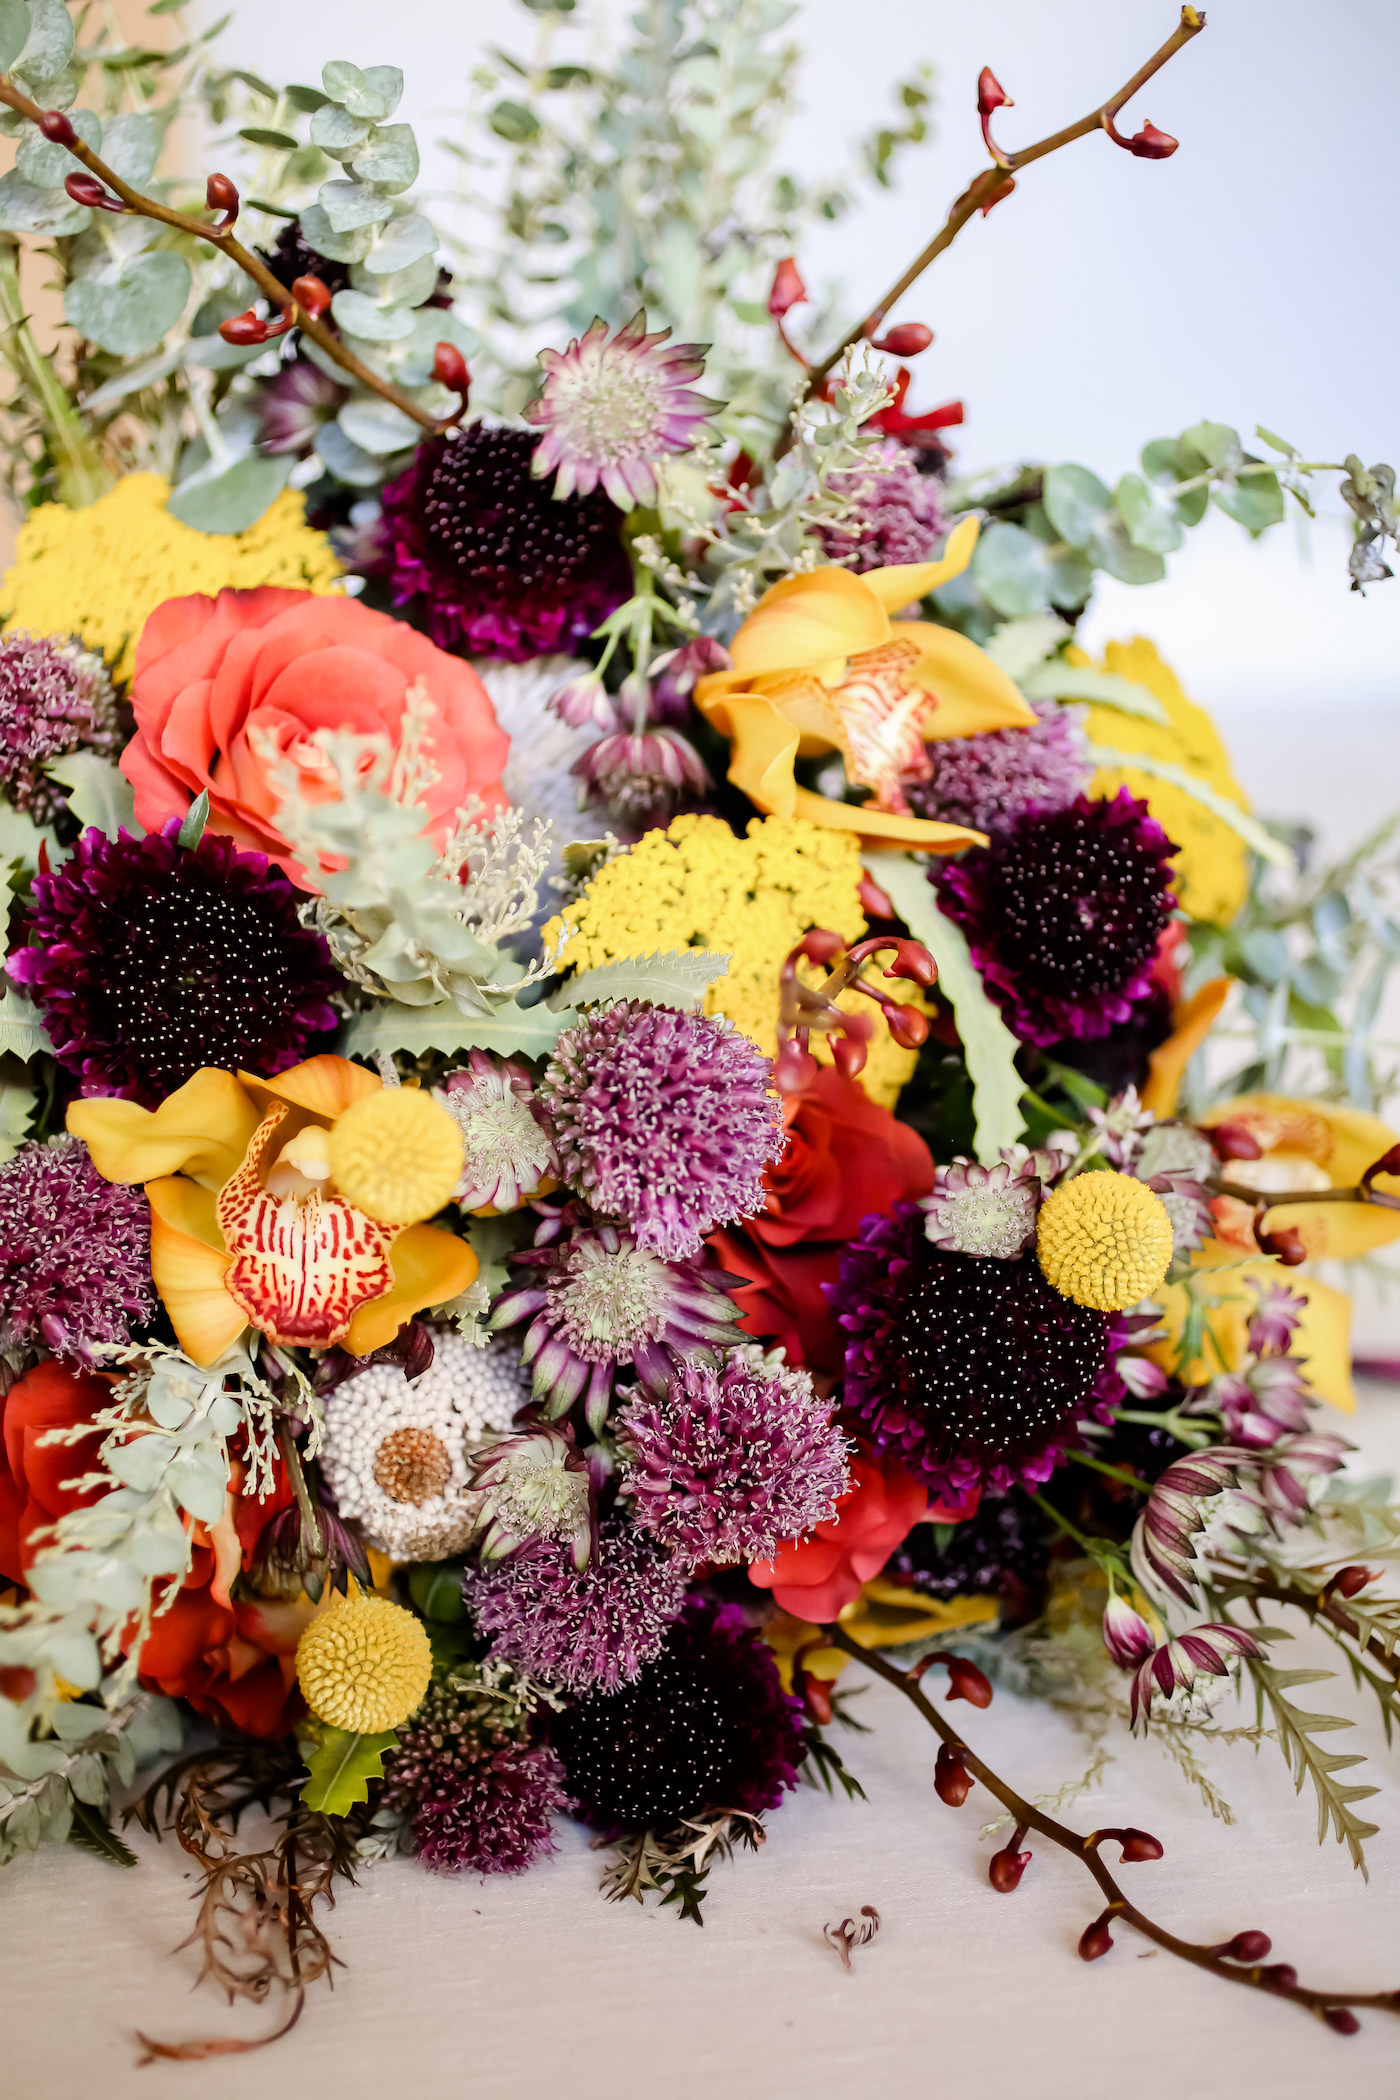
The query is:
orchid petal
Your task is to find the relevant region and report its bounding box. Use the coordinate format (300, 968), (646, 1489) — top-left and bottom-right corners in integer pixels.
(68, 1069), (259, 1192)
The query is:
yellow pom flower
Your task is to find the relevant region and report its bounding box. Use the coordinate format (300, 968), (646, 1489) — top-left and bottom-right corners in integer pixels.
(1037, 1172), (1174, 1312)
(545, 813), (923, 1108)
(1074, 636), (1250, 926)
(327, 1087), (465, 1226)
(0, 474), (342, 683)
(296, 1591), (432, 1734)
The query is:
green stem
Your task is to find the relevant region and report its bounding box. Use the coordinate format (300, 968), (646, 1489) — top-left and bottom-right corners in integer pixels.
(1067, 1450), (1151, 1494)
(1114, 1406), (1216, 1450)
(0, 239), (111, 507)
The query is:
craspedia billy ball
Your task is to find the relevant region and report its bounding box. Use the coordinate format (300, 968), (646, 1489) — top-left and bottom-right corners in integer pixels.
(1036, 1172), (1174, 1312)
(296, 1591), (432, 1734)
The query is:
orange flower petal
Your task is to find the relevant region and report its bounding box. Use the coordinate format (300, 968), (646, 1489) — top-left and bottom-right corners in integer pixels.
(727, 567), (891, 679)
(903, 621), (1037, 740)
(343, 1222), (478, 1357)
(1141, 977), (1232, 1117)
(239, 1053), (381, 1123)
(148, 1211), (245, 1368)
(68, 1069), (259, 1191)
(857, 518), (980, 614)
(146, 1175), (224, 1250)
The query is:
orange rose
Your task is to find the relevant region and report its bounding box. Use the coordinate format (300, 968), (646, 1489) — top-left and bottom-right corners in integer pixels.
(121, 587), (510, 885)
(748, 1448), (946, 1621)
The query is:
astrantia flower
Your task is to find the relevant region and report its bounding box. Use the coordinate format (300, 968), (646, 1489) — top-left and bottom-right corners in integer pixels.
(572, 726), (711, 825)
(936, 790), (1178, 1046)
(541, 1003), (785, 1261)
(816, 439), (949, 572)
(0, 1135), (154, 1366)
(383, 1683), (568, 1875)
(466, 1422), (594, 1569)
(466, 1513), (687, 1693)
(0, 631), (122, 827)
(904, 696), (1089, 838)
(832, 1201), (1125, 1502)
(377, 425), (631, 662)
(550, 1596), (804, 1829)
(257, 355), (348, 456)
(618, 1345), (849, 1566)
(10, 821), (341, 1106)
(920, 1153), (1042, 1258)
(1145, 1170), (1214, 1260)
(526, 311), (717, 510)
(438, 1052), (558, 1212)
(1135, 1121), (1216, 1184)
(1128, 1621), (1260, 1731)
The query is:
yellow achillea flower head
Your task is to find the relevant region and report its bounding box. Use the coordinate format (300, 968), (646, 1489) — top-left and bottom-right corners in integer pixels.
(0, 474), (342, 683)
(1077, 636), (1250, 926)
(327, 1087), (466, 1226)
(1037, 1172), (1174, 1312)
(296, 1591), (432, 1733)
(546, 813), (923, 1107)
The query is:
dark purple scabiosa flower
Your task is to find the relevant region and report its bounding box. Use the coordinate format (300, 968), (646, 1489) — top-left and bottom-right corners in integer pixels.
(10, 820), (342, 1106)
(890, 1491), (1050, 1623)
(382, 1682), (568, 1875)
(0, 1135), (154, 1366)
(257, 218), (352, 299)
(540, 1003), (785, 1262)
(376, 425), (632, 662)
(816, 439), (950, 572)
(936, 790), (1178, 1047)
(904, 697), (1089, 839)
(0, 632), (122, 827)
(830, 1200), (1126, 1503)
(256, 355), (349, 456)
(466, 1513), (688, 1694)
(617, 1345), (849, 1566)
(551, 1595), (805, 1831)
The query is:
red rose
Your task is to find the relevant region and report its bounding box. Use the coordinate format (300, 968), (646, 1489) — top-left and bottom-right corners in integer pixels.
(0, 1361), (112, 1581)
(748, 1448), (935, 1621)
(708, 1067), (934, 1373)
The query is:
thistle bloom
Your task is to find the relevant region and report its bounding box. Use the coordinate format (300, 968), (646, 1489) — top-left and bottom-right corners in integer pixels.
(526, 311), (717, 509)
(920, 1153), (1042, 1259)
(540, 1004), (785, 1261)
(0, 1136), (154, 1367)
(438, 1052), (558, 1213)
(816, 439), (949, 572)
(0, 631), (121, 826)
(1128, 1621), (1261, 1731)
(466, 1513), (688, 1693)
(382, 1682), (568, 1875)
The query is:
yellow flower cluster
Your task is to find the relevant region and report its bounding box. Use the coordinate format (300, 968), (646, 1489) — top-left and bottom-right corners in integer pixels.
(1076, 635), (1250, 926)
(0, 473), (342, 682)
(296, 1591), (431, 1733)
(546, 813), (923, 1107)
(1037, 1171), (1174, 1312)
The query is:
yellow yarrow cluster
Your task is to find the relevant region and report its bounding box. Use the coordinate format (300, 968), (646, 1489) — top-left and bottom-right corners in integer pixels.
(1075, 635), (1250, 926)
(545, 813), (923, 1108)
(296, 1592), (432, 1734)
(1036, 1172), (1174, 1312)
(0, 473), (342, 683)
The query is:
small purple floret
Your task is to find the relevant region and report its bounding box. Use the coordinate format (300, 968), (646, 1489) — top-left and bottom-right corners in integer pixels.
(905, 696), (1089, 837)
(0, 1135), (154, 1366)
(466, 1514), (688, 1694)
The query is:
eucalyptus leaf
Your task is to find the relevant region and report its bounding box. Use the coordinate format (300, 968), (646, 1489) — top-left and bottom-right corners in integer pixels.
(1089, 517), (1166, 587)
(322, 59), (366, 101)
(490, 99), (541, 144)
(1042, 463), (1112, 549)
(340, 1000), (577, 1060)
(45, 751), (139, 838)
(79, 341), (185, 411)
(336, 395), (424, 455)
(0, 169), (89, 237)
(319, 178), (390, 234)
(0, 0), (28, 72)
(359, 212), (437, 277)
(971, 521), (1053, 617)
(310, 103), (373, 158)
(1084, 740), (1295, 866)
(167, 451), (293, 534)
(1212, 470), (1284, 536)
(350, 123), (419, 192)
(1180, 419), (1242, 471)
(313, 418), (388, 487)
(239, 125), (299, 152)
(285, 83), (329, 113)
(1115, 471), (1185, 555)
(12, 0), (74, 89)
(297, 200), (377, 266)
(15, 104), (99, 186)
(302, 1726), (399, 1816)
(66, 251), (191, 357)
(331, 287), (415, 341)
(100, 111), (162, 189)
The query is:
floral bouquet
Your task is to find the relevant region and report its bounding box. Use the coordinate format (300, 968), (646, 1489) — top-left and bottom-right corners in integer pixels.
(3, 0), (1400, 2058)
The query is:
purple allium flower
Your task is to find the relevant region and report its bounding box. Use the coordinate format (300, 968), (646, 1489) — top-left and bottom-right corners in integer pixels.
(437, 1050), (557, 1211)
(525, 311), (718, 510)
(618, 1345), (849, 1565)
(9, 820), (341, 1106)
(816, 439), (949, 572)
(904, 696), (1089, 839)
(0, 1135), (154, 1365)
(466, 1513), (688, 1693)
(0, 632), (122, 827)
(256, 355), (348, 456)
(572, 726), (711, 825)
(377, 425), (632, 662)
(936, 790), (1178, 1047)
(491, 1212), (747, 1423)
(920, 1153), (1043, 1258)
(382, 1683), (568, 1875)
(551, 1595), (805, 1830)
(540, 1003), (785, 1261)
(830, 1200), (1126, 1503)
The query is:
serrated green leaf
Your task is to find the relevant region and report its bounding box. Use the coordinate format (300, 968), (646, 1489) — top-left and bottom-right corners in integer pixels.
(1020, 663), (1168, 723)
(555, 949), (732, 1012)
(45, 751), (139, 839)
(0, 987), (52, 1060)
(340, 999), (575, 1060)
(302, 1726), (398, 1816)
(1083, 741), (1294, 867)
(867, 854), (1024, 1164)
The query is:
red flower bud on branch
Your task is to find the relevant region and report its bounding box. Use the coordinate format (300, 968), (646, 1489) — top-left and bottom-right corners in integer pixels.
(1261, 1963), (1300, 1993)
(871, 322), (934, 357)
(857, 871), (895, 920)
(977, 67), (1013, 165)
(218, 308), (271, 346)
(989, 1835), (1032, 1892)
(1102, 109), (1180, 159)
(292, 274), (332, 321)
(768, 256), (808, 319)
(934, 1742), (973, 1806)
(38, 110), (77, 147)
(1361, 1143), (1400, 1193)
(1328, 1564), (1379, 1601)
(1090, 1826), (1164, 1863)
(1324, 2010), (1361, 2036)
(64, 171), (123, 214)
(205, 170), (239, 231)
(1078, 1912), (1115, 1962)
(1217, 1930), (1272, 1963)
(1210, 1121), (1264, 1162)
(1255, 1212), (1308, 1266)
(433, 340), (471, 397)
(980, 175), (1017, 216)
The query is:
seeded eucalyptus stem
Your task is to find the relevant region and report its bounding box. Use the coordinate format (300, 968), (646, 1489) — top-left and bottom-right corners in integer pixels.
(0, 71), (445, 433)
(822, 1621), (1400, 2031)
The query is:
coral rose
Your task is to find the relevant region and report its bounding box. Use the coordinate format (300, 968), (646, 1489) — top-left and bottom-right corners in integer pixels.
(0, 1359), (111, 1580)
(748, 1448), (940, 1621)
(708, 1067), (934, 1373)
(121, 587), (510, 885)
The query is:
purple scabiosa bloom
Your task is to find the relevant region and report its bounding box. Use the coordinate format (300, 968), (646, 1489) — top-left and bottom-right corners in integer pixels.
(0, 1135), (154, 1365)
(9, 821), (341, 1106)
(256, 355), (348, 456)
(903, 696), (1089, 839)
(617, 1345), (849, 1566)
(830, 1200), (1126, 1503)
(0, 632), (122, 827)
(889, 1491), (1051, 1620)
(920, 1153), (1043, 1258)
(437, 1051), (557, 1211)
(816, 439), (949, 572)
(525, 311), (718, 510)
(382, 1682), (568, 1875)
(540, 1003), (785, 1262)
(466, 1513), (688, 1693)
(257, 218), (352, 299)
(1128, 1621), (1260, 1731)
(551, 1595), (805, 1830)
(936, 790), (1178, 1047)
(491, 1212), (747, 1424)
(572, 726), (711, 825)
(377, 425), (632, 662)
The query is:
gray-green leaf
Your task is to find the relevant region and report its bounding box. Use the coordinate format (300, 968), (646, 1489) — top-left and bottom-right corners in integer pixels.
(100, 111), (162, 189)
(166, 451), (293, 535)
(66, 251), (191, 357)
(0, 986), (52, 1060)
(45, 750), (139, 838)
(1042, 463), (1112, 549)
(15, 104), (99, 186)
(555, 949), (732, 1012)
(350, 123), (418, 192)
(340, 1000), (576, 1060)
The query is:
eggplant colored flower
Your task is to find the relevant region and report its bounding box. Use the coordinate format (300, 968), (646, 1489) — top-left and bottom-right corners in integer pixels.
(257, 217), (352, 299)
(572, 725), (711, 824)
(831, 1200), (1126, 1503)
(466, 1512), (688, 1694)
(920, 1152), (1042, 1258)
(383, 1690), (570, 1876)
(816, 438), (950, 572)
(540, 1004), (785, 1262)
(617, 1344), (849, 1566)
(490, 1212), (747, 1425)
(437, 1052), (558, 1213)
(0, 631), (122, 827)
(256, 355), (348, 456)
(1129, 1621), (1261, 1731)
(525, 311), (718, 510)
(936, 790), (1178, 1046)
(10, 821), (342, 1106)
(904, 694), (1089, 838)
(0, 1136), (154, 1367)
(377, 425), (632, 662)
(550, 1595), (805, 1830)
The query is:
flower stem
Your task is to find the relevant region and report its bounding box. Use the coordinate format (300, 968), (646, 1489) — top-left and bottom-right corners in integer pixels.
(0, 237), (112, 506)
(1066, 1449), (1151, 1493)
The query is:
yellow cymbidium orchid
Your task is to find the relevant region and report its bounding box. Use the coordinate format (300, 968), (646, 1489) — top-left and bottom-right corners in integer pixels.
(69, 1056), (477, 1368)
(694, 518), (1035, 850)
(1195, 1092), (1400, 1264)
(1150, 1261), (1355, 1414)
